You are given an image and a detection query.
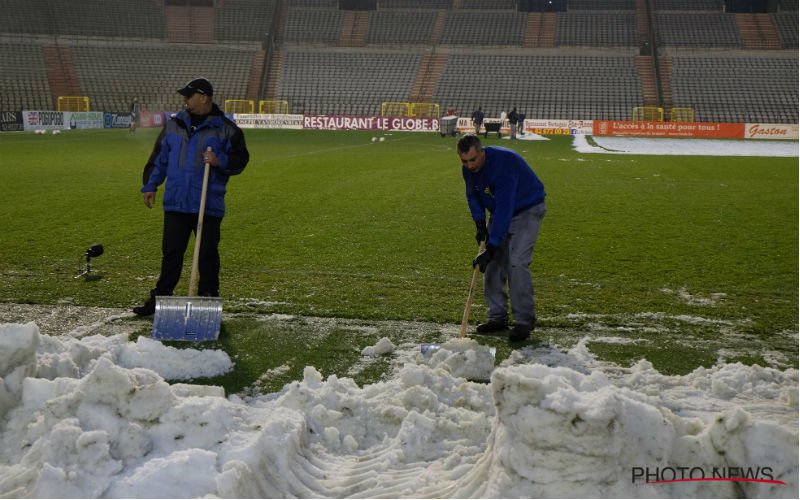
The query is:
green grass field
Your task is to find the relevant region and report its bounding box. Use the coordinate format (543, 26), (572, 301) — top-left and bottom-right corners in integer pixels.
(0, 128), (796, 392)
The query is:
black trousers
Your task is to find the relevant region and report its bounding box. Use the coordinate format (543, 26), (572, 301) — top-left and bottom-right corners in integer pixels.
(154, 211), (222, 297)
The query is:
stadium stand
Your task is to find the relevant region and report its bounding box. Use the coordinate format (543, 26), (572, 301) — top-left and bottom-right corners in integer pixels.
(50, 0), (166, 39)
(0, 0), (167, 39)
(0, 0), (796, 125)
(438, 11), (527, 47)
(291, 0), (338, 6)
(0, 41), (52, 110)
(71, 43), (256, 112)
(0, 0), (53, 36)
(215, 0), (278, 42)
(568, 0), (635, 9)
(434, 53), (643, 121)
(380, 0), (451, 8)
(277, 49), (422, 115)
(555, 12), (638, 47)
(460, 0), (517, 9)
(771, 12), (799, 48)
(653, 0), (723, 11)
(670, 55), (797, 123)
(365, 10), (438, 46)
(283, 7), (343, 45)
(656, 13), (742, 48)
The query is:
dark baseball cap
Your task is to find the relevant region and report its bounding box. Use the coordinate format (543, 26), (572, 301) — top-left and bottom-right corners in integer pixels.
(177, 78), (213, 97)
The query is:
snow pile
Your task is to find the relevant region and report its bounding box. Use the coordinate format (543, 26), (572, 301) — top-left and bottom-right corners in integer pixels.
(0, 322), (797, 498)
(115, 336), (233, 381)
(416, 337), (496, 381)
(360, 336), (395, 357)
(483, 364), (796, 498)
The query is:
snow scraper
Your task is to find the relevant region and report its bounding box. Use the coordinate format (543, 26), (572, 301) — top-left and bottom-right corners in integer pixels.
(421, 241), (495, 356)
(152, 147), (222, 341)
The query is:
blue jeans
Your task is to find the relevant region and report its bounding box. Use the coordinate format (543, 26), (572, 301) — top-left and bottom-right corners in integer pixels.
(485, 202), (546, 327)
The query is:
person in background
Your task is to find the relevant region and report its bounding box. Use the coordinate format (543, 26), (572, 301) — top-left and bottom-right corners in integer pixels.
(129, 97), (140, 133)
(471, 106), (484, 136)
(457, 134), (546, 342)
(508, 107), (520, 140)
(133, 78), (250, 316)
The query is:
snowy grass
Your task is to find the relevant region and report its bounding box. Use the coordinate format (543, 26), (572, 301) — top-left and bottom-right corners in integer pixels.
(0, 128), (797, 389)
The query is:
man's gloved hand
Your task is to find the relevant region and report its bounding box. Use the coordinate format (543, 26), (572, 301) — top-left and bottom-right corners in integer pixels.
(472, 245), (496, 273)
(474, 219), (488, 245)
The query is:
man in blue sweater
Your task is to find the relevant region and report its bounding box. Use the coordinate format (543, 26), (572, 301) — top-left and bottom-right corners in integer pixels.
(458, 135), (546, 342)
(133, 78), (249, 316)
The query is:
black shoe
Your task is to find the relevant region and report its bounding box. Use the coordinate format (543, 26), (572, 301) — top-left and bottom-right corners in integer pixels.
(132, 297), (156, 316)
(476, 321), (509, 334)
(508, 323), (532, 342)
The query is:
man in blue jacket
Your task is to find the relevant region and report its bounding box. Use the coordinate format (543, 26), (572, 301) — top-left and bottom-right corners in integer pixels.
(458, 135), (546, 342)
(133, 78), (249, 316)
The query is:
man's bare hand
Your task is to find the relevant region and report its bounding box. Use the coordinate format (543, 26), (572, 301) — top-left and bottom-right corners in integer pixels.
(143, 191), (156, 208)
(203, 149), (219, 167)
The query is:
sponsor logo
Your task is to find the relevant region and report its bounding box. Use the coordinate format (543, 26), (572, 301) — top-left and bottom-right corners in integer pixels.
(69, 112), (103, 129)
(23, 111), (65, 129)
(303, 115), (438, 132)
(532, 128), (572, 135)
(104, 112), (132, 128)
(531, 119), (592, 133)
(748, 124), (789, 137)
(37, 111), (64, 126)
(233, 114), (303, 129)
(0, 111), (23, 131)
(112, 114), (130, 127)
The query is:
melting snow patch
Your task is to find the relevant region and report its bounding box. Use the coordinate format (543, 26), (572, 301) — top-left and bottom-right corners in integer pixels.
(573, 135), (799, 157)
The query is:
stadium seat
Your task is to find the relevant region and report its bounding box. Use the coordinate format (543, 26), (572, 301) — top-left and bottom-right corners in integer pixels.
(0, 0), (795, 125)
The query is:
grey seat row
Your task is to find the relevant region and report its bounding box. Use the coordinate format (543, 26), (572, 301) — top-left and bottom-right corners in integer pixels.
(277, 50), (422, 115)
(670, 56), (798, 123)
(71, 45), (256, 112)
(434, 54), (643, 121)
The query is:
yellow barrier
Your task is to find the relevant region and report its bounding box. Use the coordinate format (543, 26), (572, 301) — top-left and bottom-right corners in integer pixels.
(258, 100), (289, 114)
(224, 99), (255, 114)
(57, 96), (90, 112)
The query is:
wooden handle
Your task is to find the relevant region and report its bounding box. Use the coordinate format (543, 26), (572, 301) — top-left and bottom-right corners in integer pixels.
(188, 147), (212, 296)
(458, 241), (486, 338)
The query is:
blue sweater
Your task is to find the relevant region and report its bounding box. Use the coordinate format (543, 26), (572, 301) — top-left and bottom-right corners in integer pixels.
(463, 146), (545, 247)
(142, 105), (249, 218)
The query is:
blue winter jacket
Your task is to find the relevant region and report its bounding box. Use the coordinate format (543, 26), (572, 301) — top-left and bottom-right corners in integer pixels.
(463, 146), (545, 248)
(142, 105), (249, 218)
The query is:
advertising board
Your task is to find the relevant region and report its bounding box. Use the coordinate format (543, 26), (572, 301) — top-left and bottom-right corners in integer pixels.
(593, 121), (745, 138)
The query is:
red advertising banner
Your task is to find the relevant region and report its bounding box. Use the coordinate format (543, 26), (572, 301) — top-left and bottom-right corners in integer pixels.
(593, 121), (745, 139)
(303, 115), (438, 132)
(138, 112), (169, 128)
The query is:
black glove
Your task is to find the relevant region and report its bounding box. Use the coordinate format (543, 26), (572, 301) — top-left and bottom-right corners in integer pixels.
(472, 245), (496, 273)
(474, 219), (488, 246)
